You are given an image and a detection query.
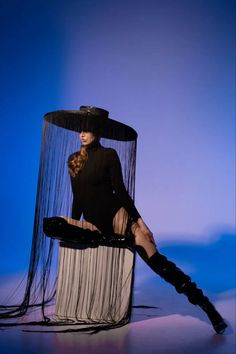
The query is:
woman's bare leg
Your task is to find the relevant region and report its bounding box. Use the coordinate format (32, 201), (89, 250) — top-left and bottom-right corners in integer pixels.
(60, 216), (98, 231)
(131, 222), (157, 259)
(112, 207), (128, 235)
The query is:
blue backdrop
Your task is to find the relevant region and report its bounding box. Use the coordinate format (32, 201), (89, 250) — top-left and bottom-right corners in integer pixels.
(0, 0), (235, 295)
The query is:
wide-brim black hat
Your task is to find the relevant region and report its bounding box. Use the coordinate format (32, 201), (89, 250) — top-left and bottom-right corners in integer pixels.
(44, 106), (137, 141)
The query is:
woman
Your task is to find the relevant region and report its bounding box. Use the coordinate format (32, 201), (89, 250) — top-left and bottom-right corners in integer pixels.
(64, 108), (227, 334)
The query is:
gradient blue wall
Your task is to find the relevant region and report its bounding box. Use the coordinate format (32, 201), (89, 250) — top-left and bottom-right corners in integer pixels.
(0, 0), (235, 275)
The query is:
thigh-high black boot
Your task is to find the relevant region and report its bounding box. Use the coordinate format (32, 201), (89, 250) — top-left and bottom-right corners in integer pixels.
(146, 251), (227, 334)
(43, 217), (134, 249)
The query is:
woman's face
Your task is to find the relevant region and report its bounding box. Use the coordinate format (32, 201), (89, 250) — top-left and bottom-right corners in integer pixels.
(79, 131), (96, 146)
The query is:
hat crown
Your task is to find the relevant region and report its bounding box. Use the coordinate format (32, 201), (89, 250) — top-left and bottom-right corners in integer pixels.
(80, 106), (109, 119)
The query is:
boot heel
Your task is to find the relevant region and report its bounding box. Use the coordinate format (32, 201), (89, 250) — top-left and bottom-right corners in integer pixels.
(200, 302), (228, 334)
(147, 251), (228, 334)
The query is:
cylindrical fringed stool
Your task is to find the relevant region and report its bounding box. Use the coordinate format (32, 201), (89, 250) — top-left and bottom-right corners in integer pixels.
(44, 214), (135, 327)
(56, 245), (134, 324)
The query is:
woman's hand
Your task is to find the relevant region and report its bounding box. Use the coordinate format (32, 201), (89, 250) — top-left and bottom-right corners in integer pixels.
(137, 218), (156, 244)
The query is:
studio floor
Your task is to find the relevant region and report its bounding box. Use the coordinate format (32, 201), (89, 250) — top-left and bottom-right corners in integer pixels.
(0, 295), (235, 354)
(0, 234), (235, 354)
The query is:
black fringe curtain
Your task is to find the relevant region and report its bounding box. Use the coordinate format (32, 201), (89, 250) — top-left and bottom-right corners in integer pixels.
(0, 110), (138, 331)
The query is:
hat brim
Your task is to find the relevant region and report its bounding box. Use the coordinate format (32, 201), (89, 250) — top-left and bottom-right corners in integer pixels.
(44, 110), (137, 141)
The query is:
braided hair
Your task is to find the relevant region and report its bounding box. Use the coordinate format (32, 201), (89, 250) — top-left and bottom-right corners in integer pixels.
(68, 146), (88, 177)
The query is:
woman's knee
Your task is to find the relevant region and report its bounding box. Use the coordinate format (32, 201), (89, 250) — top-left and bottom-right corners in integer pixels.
(131, 223), (155, 248)
(131, 223), (148, 245)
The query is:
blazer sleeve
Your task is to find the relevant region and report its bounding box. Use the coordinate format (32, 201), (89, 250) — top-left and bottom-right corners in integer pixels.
(108, 149), (141, 221)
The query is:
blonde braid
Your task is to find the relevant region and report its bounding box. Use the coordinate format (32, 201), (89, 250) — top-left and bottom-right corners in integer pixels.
(68, 146), (88, 177)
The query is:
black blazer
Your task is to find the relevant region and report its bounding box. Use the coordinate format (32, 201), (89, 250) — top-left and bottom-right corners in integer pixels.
(69, 141), (140, 233)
